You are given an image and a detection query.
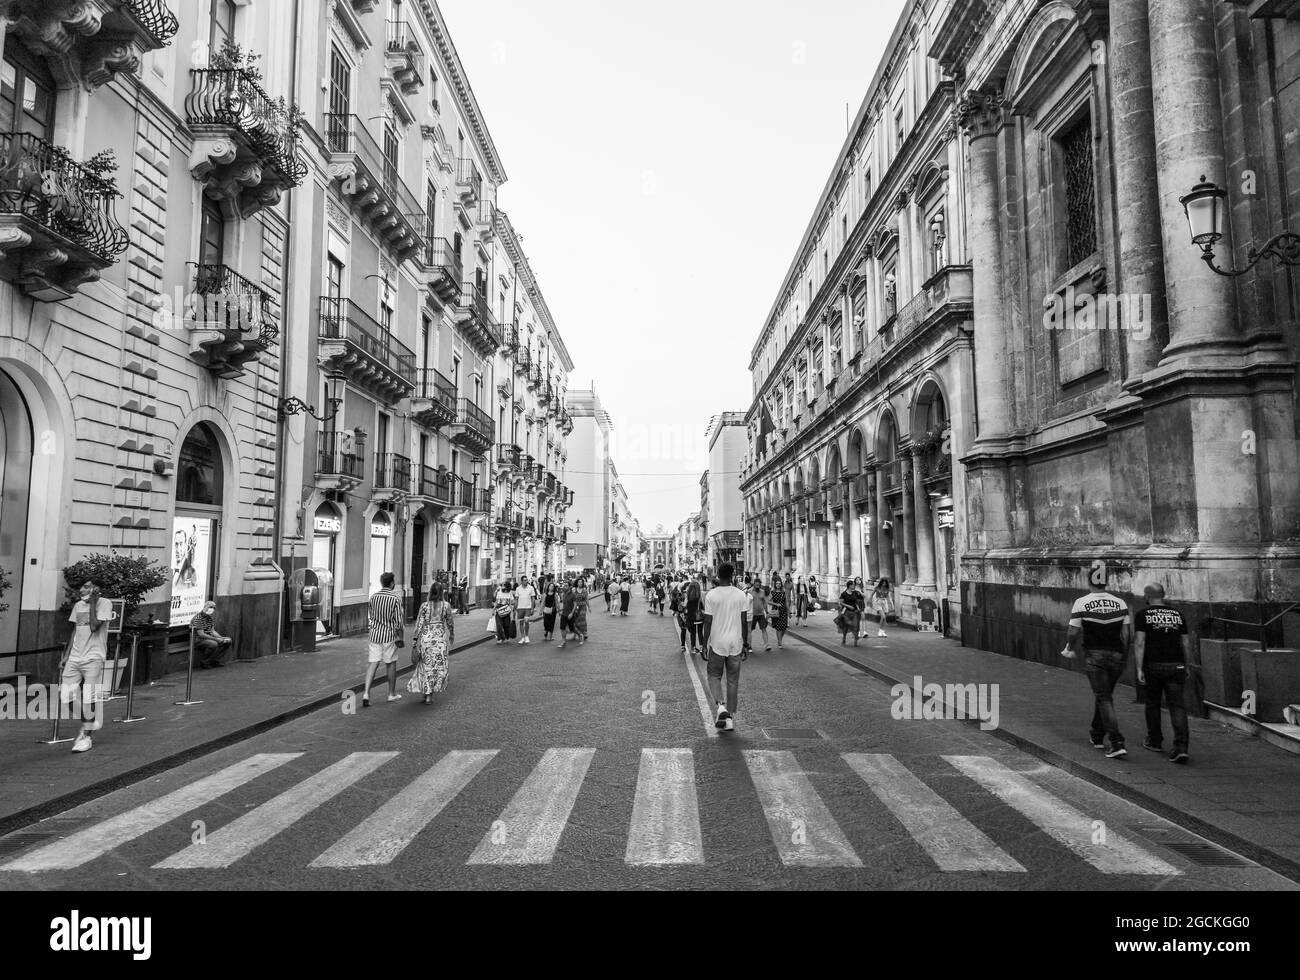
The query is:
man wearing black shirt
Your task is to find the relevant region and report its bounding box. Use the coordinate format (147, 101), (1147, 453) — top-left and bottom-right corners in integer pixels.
(1134, 584), (1191, 763)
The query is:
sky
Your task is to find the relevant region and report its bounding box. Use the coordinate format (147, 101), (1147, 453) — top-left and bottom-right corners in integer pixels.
(440, 0), (908, 531)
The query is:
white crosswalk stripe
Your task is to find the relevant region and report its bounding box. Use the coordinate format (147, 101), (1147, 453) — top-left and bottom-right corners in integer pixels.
(467, 748), (596, 865)
(311, 750), (498, 868)
(0, 747), (1196, 877)
(1, 753), (300, 873)
(626, 748), (704, 865)
(743, 750), (862, 867)
(943, 755), (1182, 876)
(843, 753), (1025, 872)
(154, 752), (398, 870)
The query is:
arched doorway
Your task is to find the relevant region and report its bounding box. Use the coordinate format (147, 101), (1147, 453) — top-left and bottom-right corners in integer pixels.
(171, 423), (224, 629)
(368, 511), (392, 595)
(410, 511), (428, 600)
(876, 412), (903, 587)
(913, 381), (954, 596)
(311, 501), (342, 634)
(0, 368), (34, 665)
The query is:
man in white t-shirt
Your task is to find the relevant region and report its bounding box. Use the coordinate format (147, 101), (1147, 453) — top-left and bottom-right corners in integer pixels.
(515, 576), (536, 645)
(63, 581), (115, 753)
(701, 562), (750, 732)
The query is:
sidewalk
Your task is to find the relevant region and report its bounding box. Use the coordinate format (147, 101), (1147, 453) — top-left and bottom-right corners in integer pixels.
(780, 608), (1300, 877)
(0, 608), (497, 834)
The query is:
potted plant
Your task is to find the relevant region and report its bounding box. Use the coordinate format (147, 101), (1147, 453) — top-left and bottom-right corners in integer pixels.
(63, 552), (170, 686)
(0, 565), (12, 616)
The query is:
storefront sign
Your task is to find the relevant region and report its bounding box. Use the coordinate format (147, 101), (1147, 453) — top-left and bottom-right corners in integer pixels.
(314, 515), (341, 534)
(170, 516), (214, 627)
(937, 510), (955, 529)
(370, 521), (391, 538)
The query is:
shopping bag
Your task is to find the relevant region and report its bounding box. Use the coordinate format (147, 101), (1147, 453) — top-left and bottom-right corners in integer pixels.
(506, 616), (517, 639)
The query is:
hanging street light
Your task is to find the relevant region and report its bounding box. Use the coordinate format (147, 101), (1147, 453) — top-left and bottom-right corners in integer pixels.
(1181, 175), (1300, 277)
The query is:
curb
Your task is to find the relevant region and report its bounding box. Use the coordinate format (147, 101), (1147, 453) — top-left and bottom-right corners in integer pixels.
(785, 629), (1300, 884)
(0, 631), (497, 839)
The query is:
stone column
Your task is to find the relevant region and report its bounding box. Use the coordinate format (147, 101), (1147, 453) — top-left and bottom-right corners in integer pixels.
(912, 453), (937, 588)
(958, 93), (1014, 441)
(843, 476), (856, 581)
(874, 467), (892, 583)
(865, 471), (880, 580)
(1148, 0), (1236, 358)
(1108, 0), (1168, 380)
(900, 457), (916, 584)
(895, 198), (913, 300)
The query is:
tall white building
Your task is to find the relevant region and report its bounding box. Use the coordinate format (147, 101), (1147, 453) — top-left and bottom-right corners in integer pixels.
(706, 413), (746, 570)
(564, 389), (612, 573)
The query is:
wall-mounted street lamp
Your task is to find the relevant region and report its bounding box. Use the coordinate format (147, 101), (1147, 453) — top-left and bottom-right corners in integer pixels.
(279, 369), (345, 422)
(1181, 175), (1300, 277)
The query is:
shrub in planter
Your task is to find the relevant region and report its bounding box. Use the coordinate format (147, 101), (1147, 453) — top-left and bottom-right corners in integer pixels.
(62, 552), (169, 628)
(0, 565), (11, 616)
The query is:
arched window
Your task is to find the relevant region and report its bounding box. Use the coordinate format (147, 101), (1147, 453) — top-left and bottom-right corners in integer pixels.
(177, 423), (224, 506)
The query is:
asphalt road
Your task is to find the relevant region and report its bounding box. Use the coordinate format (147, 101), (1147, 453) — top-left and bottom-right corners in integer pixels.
(2, 593), (1295, 891)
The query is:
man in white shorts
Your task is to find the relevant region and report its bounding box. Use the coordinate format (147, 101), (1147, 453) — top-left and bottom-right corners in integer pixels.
(63, 581), (114, 753)
(363, 572), (405, 707)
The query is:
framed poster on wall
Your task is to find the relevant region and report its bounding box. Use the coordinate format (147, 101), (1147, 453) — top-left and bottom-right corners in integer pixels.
(170, 516), (214, 626)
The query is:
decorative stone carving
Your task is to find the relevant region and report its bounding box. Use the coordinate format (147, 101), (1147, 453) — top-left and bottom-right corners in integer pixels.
(957, 90), (1009, 141)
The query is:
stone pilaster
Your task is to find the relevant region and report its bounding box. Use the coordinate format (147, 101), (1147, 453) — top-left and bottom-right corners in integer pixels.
(900, 455), (916, 584)
(912, 454), (937, 588)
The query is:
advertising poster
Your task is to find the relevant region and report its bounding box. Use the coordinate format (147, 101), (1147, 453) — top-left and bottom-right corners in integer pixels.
(170, 516), (213, 626)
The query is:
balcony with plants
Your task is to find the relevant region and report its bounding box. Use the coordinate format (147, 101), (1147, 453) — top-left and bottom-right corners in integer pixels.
(0, 137), (127, 300)
(8, 0), (179, 92)
(325, 113), (424, 261)
(317, 296), (417, 404)
(384, 20), (426, 96)
(186, 41), (306, 219)
(186, 262), (277, 378)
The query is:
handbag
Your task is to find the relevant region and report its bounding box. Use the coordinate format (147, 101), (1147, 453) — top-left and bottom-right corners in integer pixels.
(506, 616), (517, 639)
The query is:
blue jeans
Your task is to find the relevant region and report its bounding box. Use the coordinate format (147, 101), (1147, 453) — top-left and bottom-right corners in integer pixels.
(1085, 648), (1127, 748)
(1143, 662), (1189, 753)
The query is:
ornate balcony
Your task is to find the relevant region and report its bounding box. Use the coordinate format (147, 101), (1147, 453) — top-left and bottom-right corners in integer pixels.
(560, 409), (573, 434)
(413, 463), (451, 504)
(514, 347), (531, 377)
(526, 361), (541, 390)
(186, 69), (306, 219)
(373, 452), (411, 503)
(524, 516), (536, 535)
(317, 296), (417, 404)
(187, 263), (276, 378)
(544, 473), (558, 497)
(8, 0), (179, 91)
(537, 380), (553, 407)
(456, 158), (482, 208)
(316, 429), (365, 492)
(475, 199), (495, 242)
(454, 476), (476, 510)
(0, 133), (128, 300)
(496, 502), (514, 528)
(496, 443), (522, 473)
(472, 487), (492, 514)
(449, 398), (494, 455)
(410, 367), (457, 429)
(325, 113), (423, 261)
(421, 238), (461, 307)
(384, 20), (425, 96)
(454, 282), (503, 358)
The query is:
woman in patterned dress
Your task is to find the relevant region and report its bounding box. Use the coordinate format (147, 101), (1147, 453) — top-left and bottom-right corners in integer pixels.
(571, 578), (590, 644)
(408, 582), (454, 704)
(769, 572), (790, 648)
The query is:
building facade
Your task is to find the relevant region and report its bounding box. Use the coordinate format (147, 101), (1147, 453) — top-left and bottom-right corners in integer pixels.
(932, 0), (1299, 661)
(740, 0), (970, 634)
(706, 412), (746, 571)
(0, 0), (299, 676)
(565, 388), (612, 573)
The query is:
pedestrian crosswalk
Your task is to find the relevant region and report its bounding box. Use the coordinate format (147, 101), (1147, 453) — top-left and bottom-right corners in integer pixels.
(0, 748), (1192, 876)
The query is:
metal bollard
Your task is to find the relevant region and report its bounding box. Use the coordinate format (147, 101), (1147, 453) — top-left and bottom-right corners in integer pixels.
(114, 632), (146, 724)
(175, 627), (204, 707)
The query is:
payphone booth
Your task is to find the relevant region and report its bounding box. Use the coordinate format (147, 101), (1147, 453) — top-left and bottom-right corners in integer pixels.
(287, 567), (334, 651)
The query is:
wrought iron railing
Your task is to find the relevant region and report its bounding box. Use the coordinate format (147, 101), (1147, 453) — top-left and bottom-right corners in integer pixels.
(423, 238), (461, 292)
(416, 367), (457, 417)
(497, 444), (521, 469)
(456, 157), (482, 200)
(457, 398), (494, 445)
(324, 112), (423, 228)
(125, 0), (180, 43)
(318, 296), (417, 386)
(473, 488), (492, 513)
(186, 69), (306, 184)
(317, 430), (364, 479)
(191, 263), (277, 345)
(0, 133), (128, 258)
(455, 282), (503, 350)
(375, 452), (411, 491)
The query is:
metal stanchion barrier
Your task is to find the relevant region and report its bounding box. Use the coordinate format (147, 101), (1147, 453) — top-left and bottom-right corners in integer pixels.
(113, 631), (146, 724)
(102, 632), (127, 702)
(37, 638), (76, 745)
(174, 627), (204, 707)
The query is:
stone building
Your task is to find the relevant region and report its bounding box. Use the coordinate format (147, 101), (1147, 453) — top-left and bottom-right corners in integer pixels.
(0, 0), (300, 675)
(705, 412), (746, 572)
(937, 0), (1300, 660)
(740, 0), (970, 634)
(565, 388), (614, 573)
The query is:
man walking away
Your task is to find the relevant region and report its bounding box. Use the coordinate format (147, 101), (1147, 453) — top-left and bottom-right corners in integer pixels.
(363, 572), (405, 708)
(1135, 584), (1191, 764)
(1061, 571), (1133, 758)
(701, 562), (750, 733)
(192, 600), (233, 668)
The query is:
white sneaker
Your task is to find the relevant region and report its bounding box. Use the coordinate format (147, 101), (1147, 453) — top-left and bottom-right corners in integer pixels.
(714, 705), (731, 730)
(387, 694), (403, 703)
(525, 636), (531, 644)
(71, 733), (92, 753)
(722, 718), (735, 732)
(878, 629), (887, 637)
(517, 639), (524, 645)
